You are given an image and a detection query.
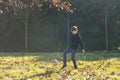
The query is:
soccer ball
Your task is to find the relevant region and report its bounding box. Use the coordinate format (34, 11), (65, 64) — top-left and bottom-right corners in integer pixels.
(52, 59), (58, 65)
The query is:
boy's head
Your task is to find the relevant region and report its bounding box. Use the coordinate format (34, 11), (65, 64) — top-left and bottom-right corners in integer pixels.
(71, 26), (78, 35)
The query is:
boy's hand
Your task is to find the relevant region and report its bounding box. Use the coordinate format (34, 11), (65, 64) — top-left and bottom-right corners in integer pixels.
(82, 49), (85, 53)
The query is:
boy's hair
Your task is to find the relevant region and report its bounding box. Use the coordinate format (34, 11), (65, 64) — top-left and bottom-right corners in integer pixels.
(71, 26), (78, 31)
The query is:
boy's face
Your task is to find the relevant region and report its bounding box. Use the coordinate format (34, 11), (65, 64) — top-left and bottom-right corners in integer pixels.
(71, 30), (78, 35)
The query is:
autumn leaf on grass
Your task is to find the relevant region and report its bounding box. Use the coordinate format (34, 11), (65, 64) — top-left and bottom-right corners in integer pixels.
(51, 72), (59, 78)
(70, 69), (78, 75)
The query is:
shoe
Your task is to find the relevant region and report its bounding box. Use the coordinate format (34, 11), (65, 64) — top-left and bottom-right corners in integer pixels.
(61, 65), (67, 69)
(74, 66), (77, 69)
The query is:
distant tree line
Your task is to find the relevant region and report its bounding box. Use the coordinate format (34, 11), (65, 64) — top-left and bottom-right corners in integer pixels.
(0, 0), (120, 52)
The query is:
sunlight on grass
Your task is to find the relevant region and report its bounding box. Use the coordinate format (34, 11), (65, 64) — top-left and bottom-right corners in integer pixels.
(0, 53), (120, 80)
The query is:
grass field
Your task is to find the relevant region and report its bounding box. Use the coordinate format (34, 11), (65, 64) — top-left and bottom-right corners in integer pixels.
(0, 53), (120, 80)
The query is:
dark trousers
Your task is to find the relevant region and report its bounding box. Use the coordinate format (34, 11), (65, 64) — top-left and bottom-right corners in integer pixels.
(63, 48), (77, 67)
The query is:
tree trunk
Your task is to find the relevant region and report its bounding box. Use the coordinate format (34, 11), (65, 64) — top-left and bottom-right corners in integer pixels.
(25, 15), (28, 53)
(105, 0), (108, 52)
(67, 11), (70, 47)
(25, 6), (29, 53)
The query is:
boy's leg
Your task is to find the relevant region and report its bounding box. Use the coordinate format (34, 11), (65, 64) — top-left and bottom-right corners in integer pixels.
(61, 48), (70, 69)
(71, 49), (77, 69)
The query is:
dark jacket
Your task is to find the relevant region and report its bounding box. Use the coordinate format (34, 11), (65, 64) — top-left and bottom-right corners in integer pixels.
(69, 33), (85, 50)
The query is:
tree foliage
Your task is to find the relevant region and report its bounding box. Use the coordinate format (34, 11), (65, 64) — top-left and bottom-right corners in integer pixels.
(0, 0), (73, 15)
(0, 0), (120, 52)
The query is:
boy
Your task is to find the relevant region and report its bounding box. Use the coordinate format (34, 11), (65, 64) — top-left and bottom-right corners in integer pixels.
(61, 26), (85, 69)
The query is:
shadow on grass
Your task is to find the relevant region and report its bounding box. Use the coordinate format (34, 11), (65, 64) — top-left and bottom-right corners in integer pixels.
(35, 53), (120, 61)
(0, 53), (120, 61)
(76, 53), (120, 61)
(20, 70), (57, 80)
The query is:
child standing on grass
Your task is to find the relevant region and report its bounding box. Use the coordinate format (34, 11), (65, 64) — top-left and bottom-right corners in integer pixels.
(61, 26), (85, 69)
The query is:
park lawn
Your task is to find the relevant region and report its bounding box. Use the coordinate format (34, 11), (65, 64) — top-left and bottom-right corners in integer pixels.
(0, 53), (120, 80)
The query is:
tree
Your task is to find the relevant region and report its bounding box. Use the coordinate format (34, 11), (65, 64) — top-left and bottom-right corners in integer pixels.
(0, 0), (73, 52)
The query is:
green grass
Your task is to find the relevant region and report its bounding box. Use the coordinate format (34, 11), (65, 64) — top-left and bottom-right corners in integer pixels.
(0, 52), (120, 61)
